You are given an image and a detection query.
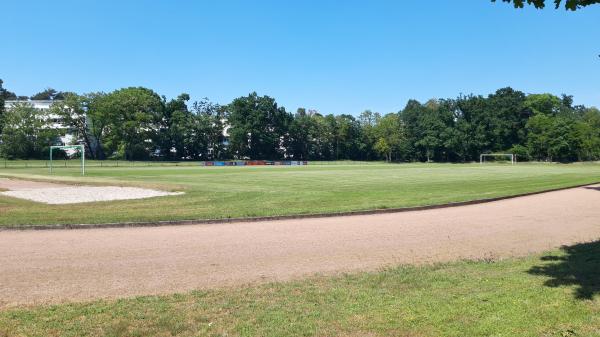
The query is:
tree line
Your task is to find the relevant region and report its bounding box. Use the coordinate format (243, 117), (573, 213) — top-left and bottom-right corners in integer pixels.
(1, 80), (599, 162)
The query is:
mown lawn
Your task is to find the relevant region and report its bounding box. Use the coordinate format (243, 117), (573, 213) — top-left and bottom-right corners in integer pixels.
(1, 163), (599, 226)
(1, 241), (599, 337)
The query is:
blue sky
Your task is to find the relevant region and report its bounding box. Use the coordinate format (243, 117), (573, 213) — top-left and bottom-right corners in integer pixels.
(2, 0), (599, 114)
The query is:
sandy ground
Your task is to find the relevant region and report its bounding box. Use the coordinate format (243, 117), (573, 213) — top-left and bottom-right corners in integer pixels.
(1, 185), (599, 307)
(0, 178), (181, 204)
(0, 178), (66, 190)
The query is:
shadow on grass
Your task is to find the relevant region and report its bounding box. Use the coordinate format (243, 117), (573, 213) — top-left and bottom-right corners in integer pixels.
(528, 240), (600, 300)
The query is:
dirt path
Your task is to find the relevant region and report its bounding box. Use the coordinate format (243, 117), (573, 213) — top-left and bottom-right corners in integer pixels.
(1, 185), (600, 308)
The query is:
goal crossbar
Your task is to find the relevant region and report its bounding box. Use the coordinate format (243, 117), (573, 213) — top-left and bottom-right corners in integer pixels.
(50, 145), (85, 175)
(480, 153), (515, 165)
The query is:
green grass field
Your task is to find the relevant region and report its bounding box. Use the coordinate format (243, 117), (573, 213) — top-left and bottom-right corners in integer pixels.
(1, 162), (600, 226)
(1, 241), (598, 337)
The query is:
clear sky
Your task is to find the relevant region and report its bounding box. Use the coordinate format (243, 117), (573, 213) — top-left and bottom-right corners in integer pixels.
(2, 0), (599, 114)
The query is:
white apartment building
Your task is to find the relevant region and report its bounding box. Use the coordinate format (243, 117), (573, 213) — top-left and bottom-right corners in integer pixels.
(3, 100), (76, 149)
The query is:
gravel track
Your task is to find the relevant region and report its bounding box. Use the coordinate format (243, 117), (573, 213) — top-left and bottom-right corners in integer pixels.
(1, 184), (599, 307)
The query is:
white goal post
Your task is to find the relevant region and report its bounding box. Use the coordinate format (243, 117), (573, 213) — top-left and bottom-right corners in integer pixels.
(480, 153), (516, 165)
(50, 145), (85, 175)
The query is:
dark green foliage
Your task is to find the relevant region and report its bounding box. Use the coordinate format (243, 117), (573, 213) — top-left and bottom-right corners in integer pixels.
(50, 93), (99, 159)
(0, 79), (5, 135)
(0, 79), (19, 135)
(0, 79), (18, 101)
(30, 88), (65, 100)
(492, 0), (600, 10)
(100, 87), (165, 160)
(0, 102), (60, 159)
(158, 96), (225, 160)
(2, 84), (599, 163)
(227, 92), (292, 159)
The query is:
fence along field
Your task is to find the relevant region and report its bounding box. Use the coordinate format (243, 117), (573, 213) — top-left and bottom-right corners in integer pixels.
(1, 162), (599, 227)
(0, 159), (381, 169)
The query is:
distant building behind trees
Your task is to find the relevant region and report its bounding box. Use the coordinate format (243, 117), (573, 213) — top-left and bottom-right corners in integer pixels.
(1, 79), (599, 163)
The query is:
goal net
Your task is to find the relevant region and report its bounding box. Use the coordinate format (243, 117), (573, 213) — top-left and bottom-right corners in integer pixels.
(480, 153), (515, 165)
(50, 145), (85, 175)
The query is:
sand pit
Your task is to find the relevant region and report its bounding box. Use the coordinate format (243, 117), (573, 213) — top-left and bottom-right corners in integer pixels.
(0, 178), (181, 204)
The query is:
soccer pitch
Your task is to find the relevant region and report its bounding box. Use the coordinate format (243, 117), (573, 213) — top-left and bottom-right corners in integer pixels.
(0, 162), (599, 227)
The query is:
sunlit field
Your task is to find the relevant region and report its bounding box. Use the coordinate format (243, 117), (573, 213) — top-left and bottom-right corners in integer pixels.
(1, 162), (599, 227)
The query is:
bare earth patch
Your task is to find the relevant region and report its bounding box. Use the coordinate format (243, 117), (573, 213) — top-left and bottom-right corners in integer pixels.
(0, 178), (66, 190)
(0, 184), (599, 307)
(0, 178), (182, 204)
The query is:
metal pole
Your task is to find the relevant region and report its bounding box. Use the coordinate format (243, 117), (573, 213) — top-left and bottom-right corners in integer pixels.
(82, 145), (85, 176)
(49, 147), (53, 174)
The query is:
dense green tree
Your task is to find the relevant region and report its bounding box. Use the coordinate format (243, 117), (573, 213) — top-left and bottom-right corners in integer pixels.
(82, 92), (112, 160)
(0, 80), (16, 100)
(0, 80), (20, 135)
(310, 113), (337, 160)
(447, 95), (487, 161)
(30, 88), (65, 100)
(227, 92), (292, 159)
(372, 113), (405, 162)
(2, 83), (599, 164)
(492, 0), (600, 10)
(101, 87), (164, 160)
(446, 88), (529, 161)
(358, 110), (381, 160)
(50, 93), (100, 159)
(484, 87), (529, 151)
(189, 99), (225, 160)
(331, 114), (364, 160)
(399, 100), (426, 161)
(526, 114), (581, 162)
(0, 102), (59, 159)
(0, 79), (5, 134)
(401, 99), (454, 162)
(287, 111), (315, 160)
(524, 93), (562, 115)
(576, 108), (600, 160)
(157, 94), (191, 160)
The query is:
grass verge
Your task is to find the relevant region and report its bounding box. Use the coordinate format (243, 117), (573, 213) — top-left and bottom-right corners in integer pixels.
(1, 241), (599, 337)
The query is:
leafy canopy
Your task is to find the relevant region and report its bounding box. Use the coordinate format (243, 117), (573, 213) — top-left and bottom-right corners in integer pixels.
(492, 0), (600, 10)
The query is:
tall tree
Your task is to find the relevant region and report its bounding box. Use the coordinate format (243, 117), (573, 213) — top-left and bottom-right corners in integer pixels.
(101, 87), (164, 160)
(287, 111), (315, 160)
(30, 88), (64, 100)
(485, 87), (529, 151)
(192, 99), (225, 160)
(399, 100), (425, 161)
(158, 93), (191, 160)
(0, 79), (20, 135)
(358, 110), (382, 160)
(526, 114), (581, 162)
(163, 98), (226, 160)
(227, 92), (291, 159)
(333, 114), (363, 160)
(0, 102), (59, 159)
(0, 79), (6, 134)
(372, 113), (404, 162)
(401, 99), (454, 162)
(492, 0), (600, 10)
(49, 93), (98, 159)
(0, 79), (17, 101)
(576, 107), (600, 160)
